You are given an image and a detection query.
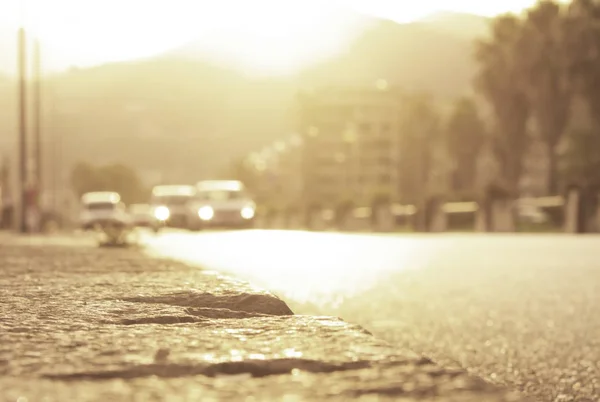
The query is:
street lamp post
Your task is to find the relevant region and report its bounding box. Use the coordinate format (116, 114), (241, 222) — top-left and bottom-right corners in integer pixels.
(32, 38), (42, 232)
(17, 26), (28, 233)
(15, 0), (44, 233)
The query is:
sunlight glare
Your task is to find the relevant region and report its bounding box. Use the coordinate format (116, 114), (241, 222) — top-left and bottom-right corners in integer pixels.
(0, 0), (556, 74)
(141, 230), (439, 307)
(349, 0), (552, 21)
(2, 0), (368, 74)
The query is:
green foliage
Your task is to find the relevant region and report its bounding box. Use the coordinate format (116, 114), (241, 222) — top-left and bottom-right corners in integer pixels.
(560, 128), (600, 189)
(558, 0), (600, 191)
(70, 162), (148, 204)
(397, 93), (442, 203)
(522, 0), (572, 194)
(474, 14), (530, 191)
(222, 157), (260, 193)
(472, 0), (600, 195)
(565, 0), (600, 125)
(444, 96), (486, 196)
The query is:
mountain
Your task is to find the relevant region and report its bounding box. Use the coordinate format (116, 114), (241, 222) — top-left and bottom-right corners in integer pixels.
(418, 11), (491, 39)
(1, 57), (299, 186)
(165, 6), (376, 78)
(0, 12), (490, 190)
(296, 17), (479, 98)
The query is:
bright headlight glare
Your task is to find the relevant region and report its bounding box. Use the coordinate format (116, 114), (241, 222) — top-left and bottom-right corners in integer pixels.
(241, 206), (255, 219)
(154, 206), (170, 221)
(198, 206), (214, 220)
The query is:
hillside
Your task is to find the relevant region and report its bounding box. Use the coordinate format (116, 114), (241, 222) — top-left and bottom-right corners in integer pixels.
(297, 18), (478, 98)
(0, 12), (490, 188)
(418, 11), (490, 39)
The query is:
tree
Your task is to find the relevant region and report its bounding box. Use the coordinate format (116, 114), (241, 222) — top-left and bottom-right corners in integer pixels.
(554, 0), (600, 191)
(398, 93), (442, 204)
(98, 163), (148, 205)
(474, 14), (530, 194)
(521, 0), (572, 194)
(221, 156), (261, 195)
(70, 162), (148, 204)
(70, 162), (104, 197)
(0, 154), (10, 197)
(564, 0), (600, 125)
(560, 128), (600, 189)
(444, 96), (486, 198)
(0, 155), (12, 229)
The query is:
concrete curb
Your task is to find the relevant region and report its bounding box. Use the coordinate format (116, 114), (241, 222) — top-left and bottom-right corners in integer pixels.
(0, 236), (529, 401)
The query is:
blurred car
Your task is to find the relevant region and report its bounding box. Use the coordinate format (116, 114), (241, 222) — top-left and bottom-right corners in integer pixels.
(149, 185), (197, 231)
(188, 180), (256, 229)
(128, 203), (154, 228)
(79, 192), (131, 231)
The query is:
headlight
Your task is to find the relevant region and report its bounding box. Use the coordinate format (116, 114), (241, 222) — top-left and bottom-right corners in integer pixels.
(198, 206), (214, 220)
(154, 206), (170, 221)
(241, 206), (255, 219)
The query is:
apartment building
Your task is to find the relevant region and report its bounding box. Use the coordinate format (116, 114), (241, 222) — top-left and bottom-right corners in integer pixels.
(245, 84), (459, 209)
(295, 84), (404, 206)
(246, 85), (552, 209)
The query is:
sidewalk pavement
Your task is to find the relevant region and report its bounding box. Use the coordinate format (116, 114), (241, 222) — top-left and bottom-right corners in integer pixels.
(0, 235), (528, 401)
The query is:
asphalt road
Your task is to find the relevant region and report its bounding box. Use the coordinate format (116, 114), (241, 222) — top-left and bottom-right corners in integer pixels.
(140, 229), (600, 402)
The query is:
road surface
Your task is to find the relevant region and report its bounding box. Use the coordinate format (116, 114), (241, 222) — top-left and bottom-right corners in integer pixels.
(140, 229), (600, 401)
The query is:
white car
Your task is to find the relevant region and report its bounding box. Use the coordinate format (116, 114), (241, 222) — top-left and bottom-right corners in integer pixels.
(188, 180), (256, 229)
(79, 192), (131, 230)
(149, 185), (197, 231)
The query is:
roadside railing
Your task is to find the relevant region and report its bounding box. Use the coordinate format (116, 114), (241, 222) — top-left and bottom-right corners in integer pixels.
(254, 186), (600, 234)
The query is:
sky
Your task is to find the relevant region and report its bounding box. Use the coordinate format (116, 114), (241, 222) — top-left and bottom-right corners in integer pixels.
(0, 0), (544, 75)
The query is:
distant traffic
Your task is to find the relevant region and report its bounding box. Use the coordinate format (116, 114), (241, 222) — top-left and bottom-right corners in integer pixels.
(78, 180), (256, 233)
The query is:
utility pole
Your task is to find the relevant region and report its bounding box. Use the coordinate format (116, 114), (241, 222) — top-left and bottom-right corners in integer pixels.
(17, 26), (28, 233)
(48, 85), (56, 214)
(33, 37), (42, 232)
